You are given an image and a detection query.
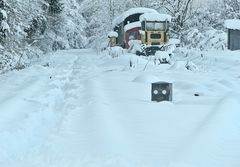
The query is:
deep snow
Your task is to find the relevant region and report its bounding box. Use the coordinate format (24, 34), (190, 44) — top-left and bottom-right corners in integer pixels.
(0, 48), (240, 167)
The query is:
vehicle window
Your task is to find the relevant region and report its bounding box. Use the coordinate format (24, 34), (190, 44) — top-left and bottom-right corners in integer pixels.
(129, 32), (137, 40)
(146, 22), (166, 31)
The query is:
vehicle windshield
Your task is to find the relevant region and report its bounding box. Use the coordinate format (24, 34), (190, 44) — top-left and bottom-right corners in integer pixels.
(146, 22), (168, 31)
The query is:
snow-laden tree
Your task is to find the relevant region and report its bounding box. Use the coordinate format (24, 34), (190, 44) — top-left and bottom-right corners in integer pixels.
(80, 0), (113, 47)
(23, 0), (87, 52)
(24, 15), (47, 40)
(189, 1), (225, 30)
(0, 0), (10, 45)
(40, 0), (86, 51)
(44, 0), (87, 50)
(62, 0), (87, 48)
(45, 0), (64, 15)
(160, 0), (194, 33)
(0, 0), (45, 73)
(223, 0), (240, 19)
(0, 0), (87, 73)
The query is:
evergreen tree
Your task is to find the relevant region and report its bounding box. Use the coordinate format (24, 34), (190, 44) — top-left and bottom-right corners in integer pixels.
(223, 0), (240, 19)
(160, 0), (194, 33)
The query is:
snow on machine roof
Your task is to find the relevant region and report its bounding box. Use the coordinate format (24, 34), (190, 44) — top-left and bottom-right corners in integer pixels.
(225, 19), (240, 30)
(113, 7), (158, 27)
(124, 22), (141, 32)
(140, 13), (172, 22)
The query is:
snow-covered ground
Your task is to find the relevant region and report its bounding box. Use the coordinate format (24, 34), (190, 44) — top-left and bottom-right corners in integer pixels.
(0, 48), (240, 167)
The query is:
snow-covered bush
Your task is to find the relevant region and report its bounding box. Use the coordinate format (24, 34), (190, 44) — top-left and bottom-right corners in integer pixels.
(182, 28), (227, 50)
(107, 46), (124, 58)
(92, 35), (109, 52)
(154, 51), (171, 64)
(169, 60), (199, 71)
(0, 51), (17, 73)
(128, 40), (142, 54)
(24, 15), (47, 39)
(149, 0), (194, 33)
(190, 4), (225, 31)
(185, 61), (199, 71)
(223, 0), (240, 19)
(45, 0), (64, 15)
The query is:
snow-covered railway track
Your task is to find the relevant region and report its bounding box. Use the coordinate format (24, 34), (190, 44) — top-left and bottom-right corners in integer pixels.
(1, 49), (240, 167)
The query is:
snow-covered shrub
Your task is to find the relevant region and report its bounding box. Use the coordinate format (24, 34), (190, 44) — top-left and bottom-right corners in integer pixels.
(185, 61), (199, 71)
(45, 0), (64, 16)
(182, 28), (227, 50)
(24, 15), (47, 39)
(0, 44), (43, 73)
(0, 51), (16, 73)
(128, 40), (142, 54)
(154, 51), (171, 64)
(223, 0), (240, 19)
(169, 60), (199, 71)
(190, 4), (225, 31)
(92, 35), (109, 52)
(107, 46), (124, 58)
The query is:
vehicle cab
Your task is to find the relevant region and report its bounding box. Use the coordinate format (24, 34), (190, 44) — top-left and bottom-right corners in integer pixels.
(139, 13), (171, 46)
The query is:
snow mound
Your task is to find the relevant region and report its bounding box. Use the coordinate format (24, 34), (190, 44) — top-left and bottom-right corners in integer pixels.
(185, 61), (199, 71)
(108, 46), (124, 58)
(133, 74), (160, 83)
(169, 61), (188, 71)
(155, 51), (170, 63)
(169, 61), (199, 71)
(108, 31), (118, 38)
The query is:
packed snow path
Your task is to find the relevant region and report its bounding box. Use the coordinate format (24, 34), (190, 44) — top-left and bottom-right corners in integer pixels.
(0, 49), (240, 167)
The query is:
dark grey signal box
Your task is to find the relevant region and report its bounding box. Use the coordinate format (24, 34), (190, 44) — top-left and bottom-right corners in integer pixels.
(228, 29), (240, 50)
(151, 82), (172, 102)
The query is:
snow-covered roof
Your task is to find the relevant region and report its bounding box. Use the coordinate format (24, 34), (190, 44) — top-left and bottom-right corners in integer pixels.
(225, 19), (240, 30)
(124, 22), (141, 32)
(140, 13), (172, 22)
(113, 7), (158, 27)
(108, 31), (118, 38)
